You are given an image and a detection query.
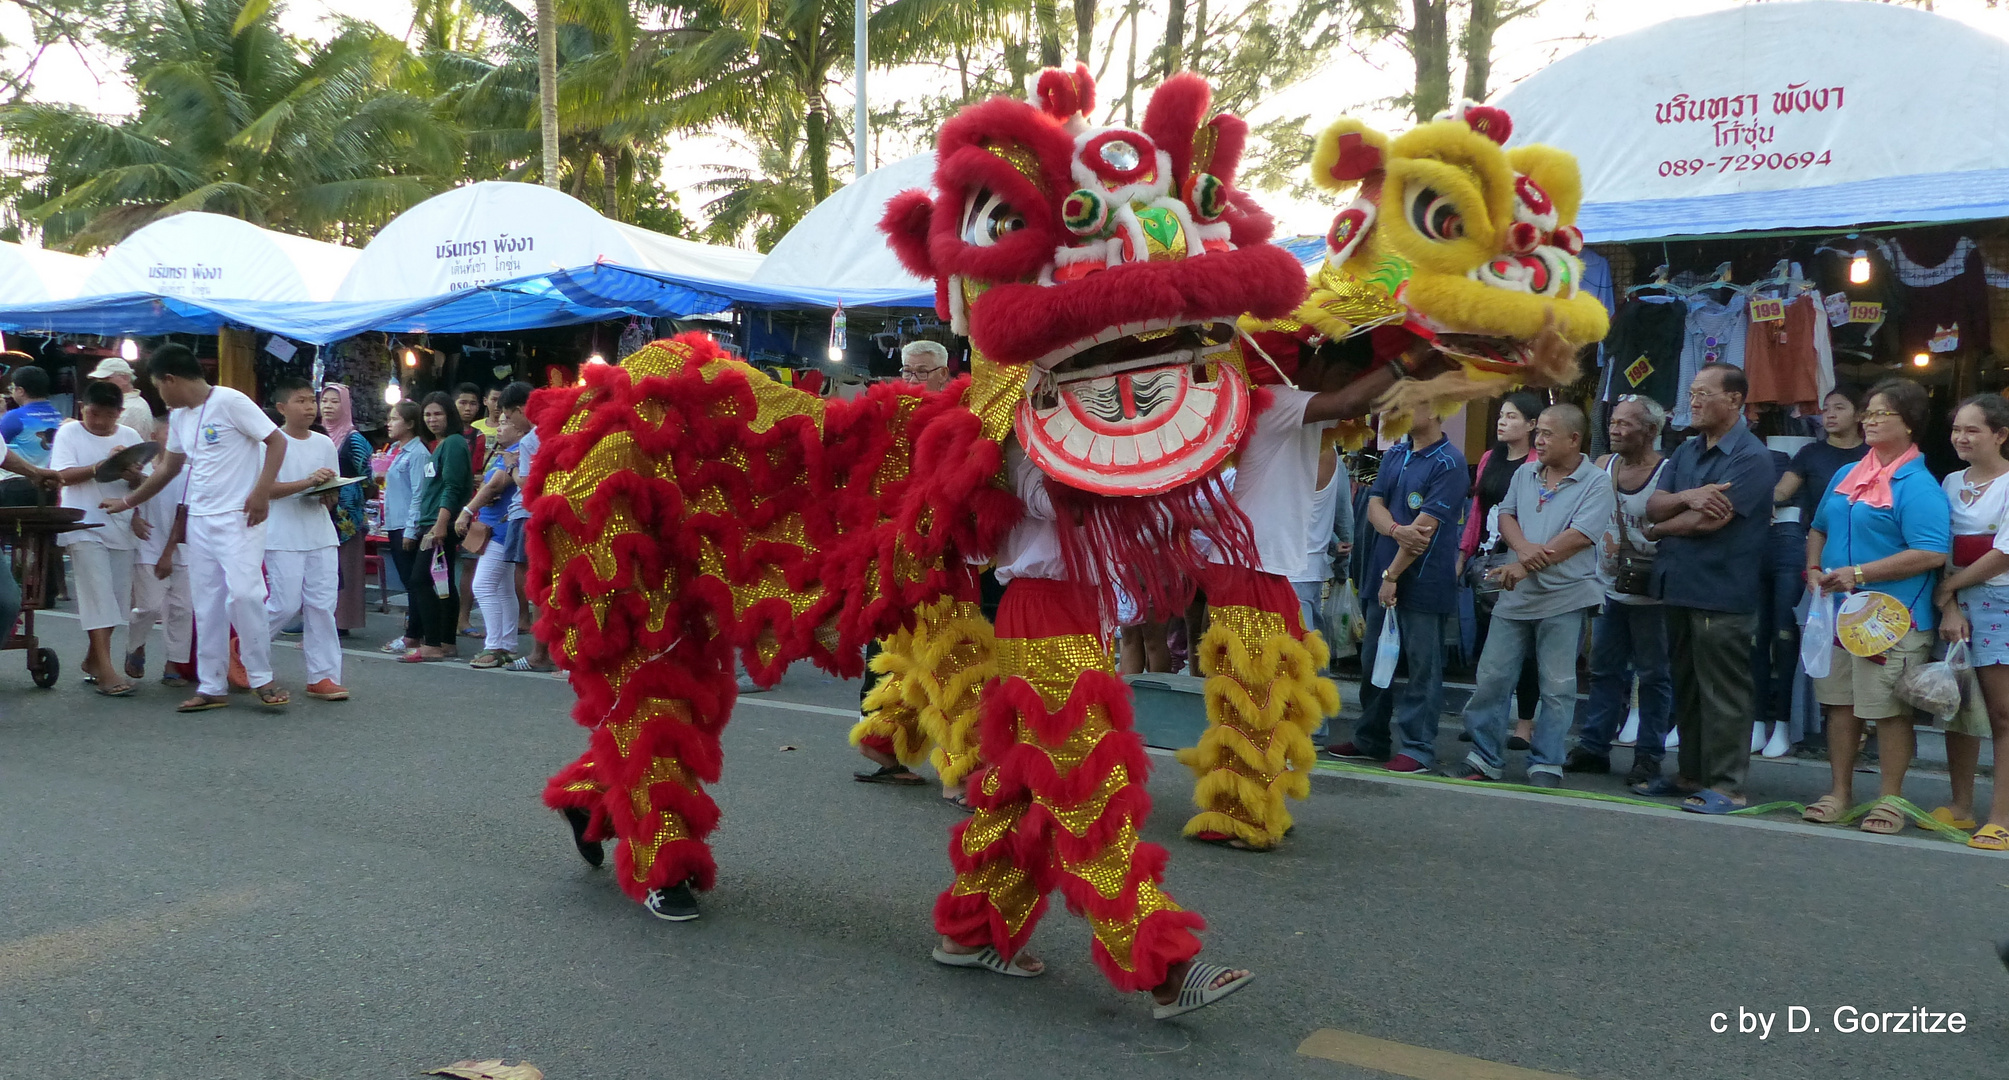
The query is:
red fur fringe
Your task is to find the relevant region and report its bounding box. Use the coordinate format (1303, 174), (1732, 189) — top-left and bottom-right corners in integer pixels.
(880, 189), (937, 281)
(1142, 73), (1213, 185)
(1045, 470), (1258, 623)
(1090, 906), (1206, 993)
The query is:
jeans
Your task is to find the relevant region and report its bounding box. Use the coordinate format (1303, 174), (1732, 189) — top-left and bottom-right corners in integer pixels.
(1349, 603), (1448, 765)
(1475, 587), (1540, 719)
(1577, 600), (1673, 762)
(1463, 610), (1587, 779)
(1751, 522), (1806, 727)
(387, 529), (422, 641)
(1666, 606), (1757, 795)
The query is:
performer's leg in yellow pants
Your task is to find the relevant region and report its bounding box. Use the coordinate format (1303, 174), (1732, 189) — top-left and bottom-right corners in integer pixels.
(850, 593), (994, 787)
(1178, 566), (1340, 849)
(933, 577), (1204, 993)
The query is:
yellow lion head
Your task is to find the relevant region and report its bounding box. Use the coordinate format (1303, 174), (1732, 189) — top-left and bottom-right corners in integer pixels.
(1296, 102), (1609, 416)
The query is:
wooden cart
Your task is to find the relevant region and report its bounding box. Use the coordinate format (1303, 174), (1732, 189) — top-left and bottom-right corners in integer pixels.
(0, 505), (98, 688)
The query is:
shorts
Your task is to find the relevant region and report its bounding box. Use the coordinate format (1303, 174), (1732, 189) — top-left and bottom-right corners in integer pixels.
(66, 539), (134, 632)
(502, 519), (528, 565)
(1813, 629), (1934, 721)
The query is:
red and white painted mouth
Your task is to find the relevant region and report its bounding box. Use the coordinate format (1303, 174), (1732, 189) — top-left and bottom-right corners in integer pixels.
(1032, 319), (1238, 375)
(1016, 325), (1249, 497)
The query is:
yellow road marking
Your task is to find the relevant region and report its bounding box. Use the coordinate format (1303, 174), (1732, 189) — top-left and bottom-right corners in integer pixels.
(0, 887), (269, 986)
(1298, 1029), (1592, 1080)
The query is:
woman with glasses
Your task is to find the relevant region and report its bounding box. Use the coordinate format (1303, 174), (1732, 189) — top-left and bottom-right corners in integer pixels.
(1803, 379), (1951, 834)
(1931, 395), (2009, 851)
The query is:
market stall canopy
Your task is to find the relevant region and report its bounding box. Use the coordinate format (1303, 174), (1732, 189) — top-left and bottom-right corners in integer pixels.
(1497, 1), (2009, 242)
(334, 181), (763, 302)
(754, 153), (935, 297)
(0, 242), (97, 303)
(77, 212), (359, 302)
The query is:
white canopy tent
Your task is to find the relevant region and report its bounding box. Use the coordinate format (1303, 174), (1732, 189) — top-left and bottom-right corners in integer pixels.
(0, 241), (97, 303)
(754, 153), (935, 295)
(77, 211), (359, 302)
(334, 181), (763, 302)
(1497, 1), (2009, 241)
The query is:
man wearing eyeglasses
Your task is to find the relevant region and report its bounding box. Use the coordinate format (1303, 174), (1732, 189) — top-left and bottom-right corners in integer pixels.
(1639, 362), (1778, 813)
(899, 340), (951, 393)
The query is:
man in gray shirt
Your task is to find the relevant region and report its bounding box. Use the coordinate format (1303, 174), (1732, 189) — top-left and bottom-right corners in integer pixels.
(1454, 404), (1616, 787)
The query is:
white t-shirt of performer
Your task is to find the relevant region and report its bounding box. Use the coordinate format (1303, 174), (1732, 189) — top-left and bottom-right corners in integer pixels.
(1211, 386), (1334, 580)
(994, 444), (1068, 584)
(166, 386), (278, 518)
(51, 420), (142, 550)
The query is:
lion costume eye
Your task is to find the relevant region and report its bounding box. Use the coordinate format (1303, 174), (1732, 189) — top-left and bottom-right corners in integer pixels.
(1406, 186), (1465, 241)
(963, 191), (1027, 247)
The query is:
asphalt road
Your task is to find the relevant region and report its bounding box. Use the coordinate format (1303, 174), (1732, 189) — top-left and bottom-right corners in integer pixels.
(3, 608), (2007, 1080)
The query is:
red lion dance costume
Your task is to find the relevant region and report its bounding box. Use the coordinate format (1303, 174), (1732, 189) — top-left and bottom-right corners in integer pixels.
(527, 67), (1332, 1017)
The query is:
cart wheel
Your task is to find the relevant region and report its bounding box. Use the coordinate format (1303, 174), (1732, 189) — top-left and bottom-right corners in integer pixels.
(30, 648), (58, 689)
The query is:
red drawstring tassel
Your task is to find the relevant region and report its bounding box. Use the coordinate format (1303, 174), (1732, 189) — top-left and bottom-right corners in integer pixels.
(1044, 471), (1259, 623)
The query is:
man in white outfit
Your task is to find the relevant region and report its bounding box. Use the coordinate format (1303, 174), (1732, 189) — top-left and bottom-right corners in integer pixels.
(104, 344), (288, 711)
(262, 378), (348, 701)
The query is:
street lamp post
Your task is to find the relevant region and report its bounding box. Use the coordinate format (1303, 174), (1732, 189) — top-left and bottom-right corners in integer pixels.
(854, 0), (869, 179)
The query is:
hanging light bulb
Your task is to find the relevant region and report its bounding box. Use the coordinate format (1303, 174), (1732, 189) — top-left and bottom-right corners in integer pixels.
(1912, 352), (1931, 368)
(586, 353), (606, 366)
(119, 337), (139, 361)
(1849, 251), (1871, 285)
(402, 347), (418, 369)
(383, 379), (402, 406)
(827, 303), (847, 363)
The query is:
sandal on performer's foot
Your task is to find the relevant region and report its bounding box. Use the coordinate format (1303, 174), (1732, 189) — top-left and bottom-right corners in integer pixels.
(252, 682), (290, 708)
(1151, 962), (1254, 1020)
(853, 764), (926, 785)
(177, 694), (229, 713)
(932, 943), (1044, 977)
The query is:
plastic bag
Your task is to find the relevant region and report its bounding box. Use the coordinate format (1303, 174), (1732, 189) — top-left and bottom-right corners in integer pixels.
(1946, 639), (1985, 728)
(1370, 608), (1401, 689)
(1895, 651), (1963, 721)
(1801, 588), (1834, 679)
(430, 548), (453, 599)
(1322, 582), (1362, 660)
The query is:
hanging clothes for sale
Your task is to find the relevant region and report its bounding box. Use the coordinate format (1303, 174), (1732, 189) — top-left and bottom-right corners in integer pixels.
(1879, 233), (1990, 361)
(1673, 291), (1748, 429)
(1814, 247), (1894, 365)
(1602, 293), (1685, 415)
(1744, 291), (1823, 412)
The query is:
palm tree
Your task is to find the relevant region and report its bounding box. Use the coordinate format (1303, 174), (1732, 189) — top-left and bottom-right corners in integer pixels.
(0, 0), (461, 249)
(690, 98), (815, 250)
(535, 0), (561, 187)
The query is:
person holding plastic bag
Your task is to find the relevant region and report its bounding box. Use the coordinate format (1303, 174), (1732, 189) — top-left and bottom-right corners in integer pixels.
(1932, 395), (2009, 851)
(1326, 407), (1468, 773)
(1801, 379), (1950, 834)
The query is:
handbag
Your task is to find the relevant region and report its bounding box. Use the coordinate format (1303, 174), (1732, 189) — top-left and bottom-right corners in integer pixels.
(463, 518), (492, 557)
(1464, 549), (1514, 594)
(1611, 514), (1655, 597)
(430, 548), (452, 598)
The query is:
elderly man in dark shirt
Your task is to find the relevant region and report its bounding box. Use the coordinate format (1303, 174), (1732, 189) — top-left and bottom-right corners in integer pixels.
(1641, 363), (1777, 813)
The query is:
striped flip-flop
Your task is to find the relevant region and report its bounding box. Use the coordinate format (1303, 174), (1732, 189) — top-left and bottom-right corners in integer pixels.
(1152, 962), (1253, 1020)
(931, 945), (1043, 978)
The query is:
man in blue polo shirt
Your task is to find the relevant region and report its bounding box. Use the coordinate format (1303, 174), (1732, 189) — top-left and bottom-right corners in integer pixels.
(1327, 406), (1469, 773)
(1642, 363), (1778, 811)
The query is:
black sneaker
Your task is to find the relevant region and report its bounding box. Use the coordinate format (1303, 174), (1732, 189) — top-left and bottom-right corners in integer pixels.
(644, 882), (700, 922)
(1624, 756), (1661, 787)
(1506, 734), (1532, 752)
(561, 806), (604, 868)
(1562, 748), (1610, 774)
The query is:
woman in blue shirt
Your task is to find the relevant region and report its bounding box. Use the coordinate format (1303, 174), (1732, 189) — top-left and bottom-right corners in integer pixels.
(1803, 378), (1951, 834)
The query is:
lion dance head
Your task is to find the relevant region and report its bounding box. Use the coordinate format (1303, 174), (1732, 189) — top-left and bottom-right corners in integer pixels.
(1294, 101), (1609, 420)
(880, 66), (1308, 616)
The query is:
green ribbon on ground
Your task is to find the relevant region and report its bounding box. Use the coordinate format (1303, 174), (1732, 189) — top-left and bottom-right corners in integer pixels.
(1311, 761), (1974, 844)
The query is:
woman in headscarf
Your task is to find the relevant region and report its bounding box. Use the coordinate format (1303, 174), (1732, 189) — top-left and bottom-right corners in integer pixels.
(319, 384), (374, 632)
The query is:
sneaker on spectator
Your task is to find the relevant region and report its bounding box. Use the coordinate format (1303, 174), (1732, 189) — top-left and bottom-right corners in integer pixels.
(1324, 742), (1388, 763)
(1624, 755), (1660, 787)
(1384, 754), (1428, 773)
(1562, 748), (1610, 774)
(1528, 772), (1562, 789)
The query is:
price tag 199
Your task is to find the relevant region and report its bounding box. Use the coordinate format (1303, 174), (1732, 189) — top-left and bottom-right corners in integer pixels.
(1848, 301), (1883, 324)
(1748, 297), (1787, 323)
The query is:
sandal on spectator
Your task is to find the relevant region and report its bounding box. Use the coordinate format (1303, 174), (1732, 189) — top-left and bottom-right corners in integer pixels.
(1800, 794), (1848, 824)
(1858, 799), (1906, 834)
(1681, 789), (1746, 815)
(471, 650), (515, 669)
(505, 656), (558, 673)
(1923, 806), (1978, 831)
(1967, 823), (2009, 851)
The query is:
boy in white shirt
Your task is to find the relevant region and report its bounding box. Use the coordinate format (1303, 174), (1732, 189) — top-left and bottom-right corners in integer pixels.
(127, 416), (194, 687)
(50, 380), (145, 695)
(106, 344), (288, 711)
(262, 378), (348, 701)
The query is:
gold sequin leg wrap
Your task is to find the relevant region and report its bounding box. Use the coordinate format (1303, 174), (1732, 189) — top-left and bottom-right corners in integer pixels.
(1178, 571), (1341, 849)
(934, 578), (1205, 995)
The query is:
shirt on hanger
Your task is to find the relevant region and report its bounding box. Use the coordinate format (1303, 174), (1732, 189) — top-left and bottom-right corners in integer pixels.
(1602, 297), (1684, 413)
(1744, 292), (1822, 411)
(1673, 294), (1748, 428)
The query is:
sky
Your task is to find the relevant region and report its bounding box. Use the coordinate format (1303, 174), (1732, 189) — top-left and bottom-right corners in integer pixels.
(5, 0), (2009, 241)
